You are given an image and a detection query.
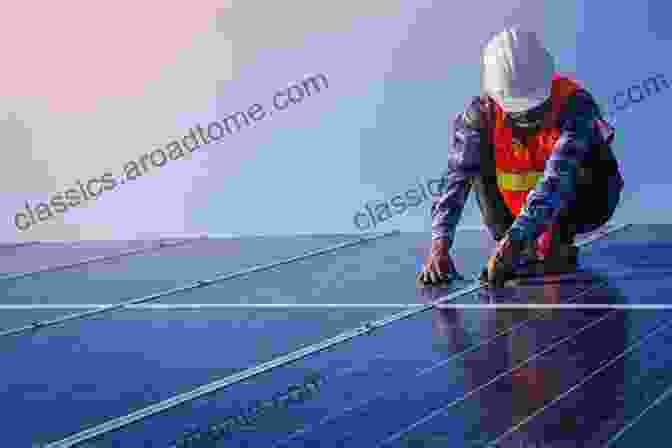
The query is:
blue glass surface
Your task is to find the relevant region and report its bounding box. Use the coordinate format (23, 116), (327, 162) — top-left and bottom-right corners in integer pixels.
(6, 224), (672, 447)
(1, 234), (357, 309)
(0, 239), (157, 276)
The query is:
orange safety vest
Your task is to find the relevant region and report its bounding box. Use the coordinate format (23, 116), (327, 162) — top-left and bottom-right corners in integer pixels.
(492, 74), (582, 216)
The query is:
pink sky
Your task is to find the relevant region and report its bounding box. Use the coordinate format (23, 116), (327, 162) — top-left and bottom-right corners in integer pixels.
(1, 1), (224, 112)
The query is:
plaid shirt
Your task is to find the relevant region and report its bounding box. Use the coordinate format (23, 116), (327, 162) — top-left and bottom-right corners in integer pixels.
(431, 90), (622, 247)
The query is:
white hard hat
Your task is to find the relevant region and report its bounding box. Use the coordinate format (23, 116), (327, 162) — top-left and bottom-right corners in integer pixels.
(481, 27), (555, 114)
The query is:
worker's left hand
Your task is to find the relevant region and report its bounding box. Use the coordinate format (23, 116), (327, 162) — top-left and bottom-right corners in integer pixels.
(417, 239), (462, 286)
(487, 233), (525, 287)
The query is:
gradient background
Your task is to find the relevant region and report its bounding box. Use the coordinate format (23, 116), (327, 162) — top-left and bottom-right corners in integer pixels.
(1, 0), (670, 242)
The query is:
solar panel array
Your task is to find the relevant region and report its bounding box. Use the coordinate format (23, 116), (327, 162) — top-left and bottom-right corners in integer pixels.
(3, 224), (672, 447)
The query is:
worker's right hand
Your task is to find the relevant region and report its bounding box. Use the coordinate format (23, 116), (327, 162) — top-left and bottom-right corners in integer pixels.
(417, 239), (462, 286)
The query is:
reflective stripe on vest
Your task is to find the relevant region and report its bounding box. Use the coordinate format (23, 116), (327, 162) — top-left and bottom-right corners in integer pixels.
(492, 73), (582, 216)
(496, 170), (544, 192)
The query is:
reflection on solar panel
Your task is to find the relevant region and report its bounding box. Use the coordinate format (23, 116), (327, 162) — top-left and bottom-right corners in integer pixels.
(5, 224), (672, 447)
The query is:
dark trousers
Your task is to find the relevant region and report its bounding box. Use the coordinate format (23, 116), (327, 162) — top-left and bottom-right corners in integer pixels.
(472, 166), (621, 245)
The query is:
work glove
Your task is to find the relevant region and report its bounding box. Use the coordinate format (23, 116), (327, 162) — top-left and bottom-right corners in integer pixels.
(417, 238), (463, 286)
(486, 233), (525, 287)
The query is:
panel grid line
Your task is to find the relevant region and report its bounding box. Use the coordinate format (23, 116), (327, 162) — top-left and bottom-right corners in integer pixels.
(4, 303), (672, 310)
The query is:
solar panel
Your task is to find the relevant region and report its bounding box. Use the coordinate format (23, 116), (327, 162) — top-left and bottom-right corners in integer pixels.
(0, 234), (379, 333)
(6, 224), (672, 447)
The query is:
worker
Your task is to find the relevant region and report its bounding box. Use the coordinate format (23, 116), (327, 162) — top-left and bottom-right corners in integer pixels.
(418, 27), (624, 287)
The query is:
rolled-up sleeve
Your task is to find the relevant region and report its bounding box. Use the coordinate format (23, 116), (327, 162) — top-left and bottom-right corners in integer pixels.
(431, 98), (483, 247)
(508, 90), (606, 241)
